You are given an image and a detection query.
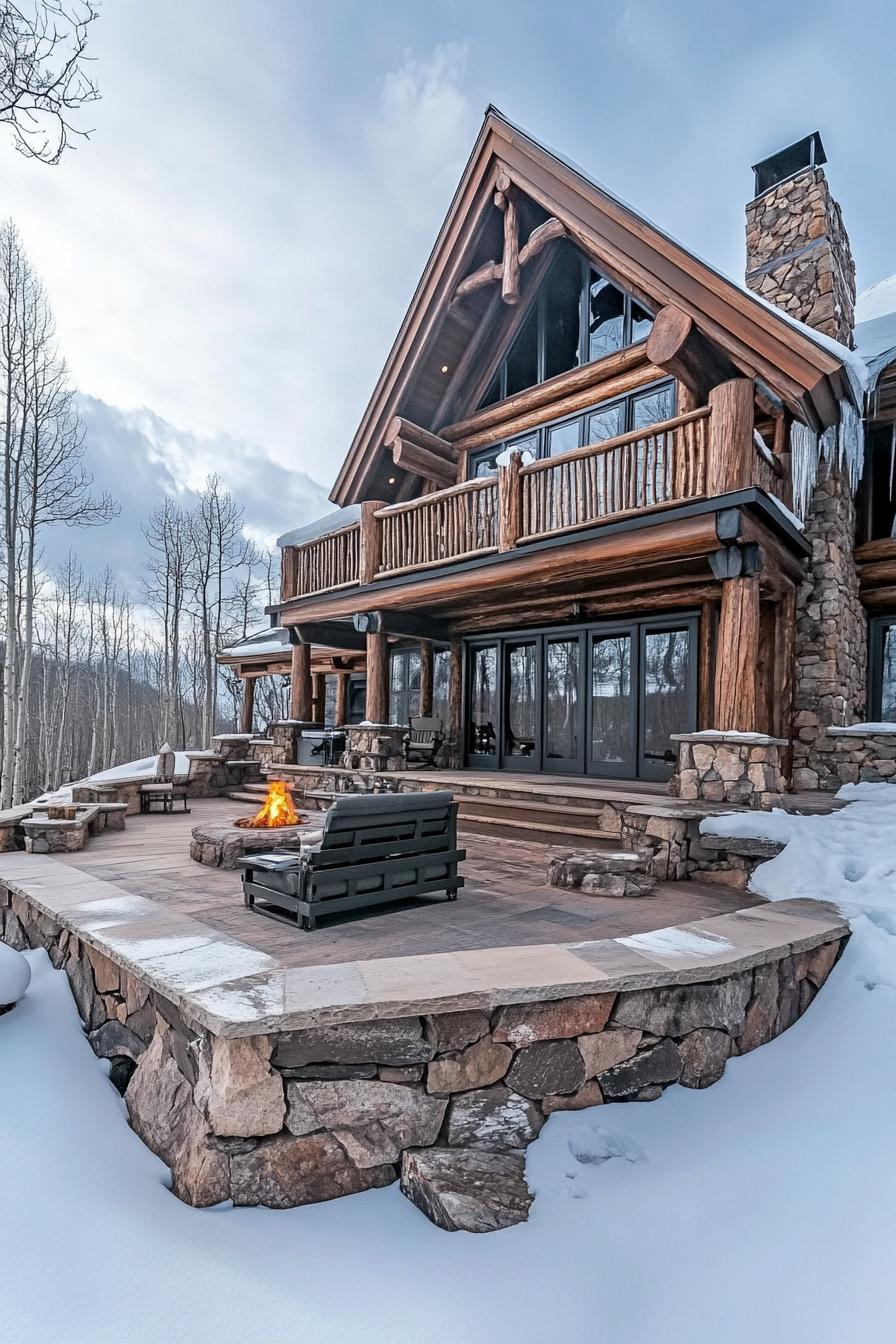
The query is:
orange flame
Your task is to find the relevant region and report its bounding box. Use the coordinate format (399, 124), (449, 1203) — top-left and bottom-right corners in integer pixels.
(238, 779), (300, 829)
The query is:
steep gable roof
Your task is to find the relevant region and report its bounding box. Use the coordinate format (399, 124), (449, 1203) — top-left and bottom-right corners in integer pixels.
(331, 107), (855, 507)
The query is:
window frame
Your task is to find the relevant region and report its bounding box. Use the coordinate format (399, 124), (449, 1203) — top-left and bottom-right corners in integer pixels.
(480, 248), (654, 408)
(388, 647), (421, 726)
(868, 614), (896, 722)
(468, 377), (676, 479)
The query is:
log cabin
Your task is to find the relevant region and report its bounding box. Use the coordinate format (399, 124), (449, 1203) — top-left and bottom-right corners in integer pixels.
(222, 112), (896, 817)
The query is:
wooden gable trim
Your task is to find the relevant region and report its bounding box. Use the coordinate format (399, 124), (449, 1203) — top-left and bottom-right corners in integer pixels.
(331, 110), (850, 507)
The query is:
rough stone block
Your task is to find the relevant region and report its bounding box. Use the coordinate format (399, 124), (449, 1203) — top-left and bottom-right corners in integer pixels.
(446, 1085), (544, 1150)
(677, 1029), (732, 1089)
(492, 993), (615, 1047)
(231, 1133), (395, 1208)
(286, 1079), (446, 1166)
(426, 1036), (512, 1095)
(505, 1039), (586, 1100)
(400, 1148), (532, 1233)
(598, 1038), (682, 1099)
(612, 975), (752, 1037)
(195, 1034), (285, 1138)
(577, 1027), (642, 1077)
(273, 1018), (433, 1069)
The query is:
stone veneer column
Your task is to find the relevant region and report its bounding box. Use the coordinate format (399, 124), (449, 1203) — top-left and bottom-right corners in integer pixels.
(746, 159), (864, 790)
(671, 731), (786, 809)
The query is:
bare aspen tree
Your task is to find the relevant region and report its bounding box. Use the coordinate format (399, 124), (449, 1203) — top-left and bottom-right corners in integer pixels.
(0, 1), (100, 163)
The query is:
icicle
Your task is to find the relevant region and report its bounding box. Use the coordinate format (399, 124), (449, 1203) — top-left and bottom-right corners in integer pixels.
(834, 398), (864, 490)
(789, 419), (818, 521)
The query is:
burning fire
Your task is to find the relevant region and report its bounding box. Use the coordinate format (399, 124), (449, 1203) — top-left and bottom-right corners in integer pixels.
(235, 779), (301, 829)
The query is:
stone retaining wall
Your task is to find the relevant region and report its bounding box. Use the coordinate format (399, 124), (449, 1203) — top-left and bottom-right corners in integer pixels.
(802, 726), (896, 792)
(1, 877), (848, 1231)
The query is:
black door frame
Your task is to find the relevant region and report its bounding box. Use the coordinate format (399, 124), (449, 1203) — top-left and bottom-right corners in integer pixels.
(463, 611), (699, 780)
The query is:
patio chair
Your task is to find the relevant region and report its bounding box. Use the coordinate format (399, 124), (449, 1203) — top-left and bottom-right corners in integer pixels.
(139, 742), (190, 815)
(239, 790), (465, 930)
(402, 715), (444, 768)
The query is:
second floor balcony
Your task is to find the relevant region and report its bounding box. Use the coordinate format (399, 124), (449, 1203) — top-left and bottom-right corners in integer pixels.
(280, 383), (789, 605)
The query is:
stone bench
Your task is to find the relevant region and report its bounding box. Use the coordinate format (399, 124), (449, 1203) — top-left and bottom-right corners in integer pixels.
(22, 807), (98, 853)
(0, 806), (35, 852)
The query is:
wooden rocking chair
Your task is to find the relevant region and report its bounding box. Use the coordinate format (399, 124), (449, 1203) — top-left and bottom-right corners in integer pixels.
(402, 716), (444, 768)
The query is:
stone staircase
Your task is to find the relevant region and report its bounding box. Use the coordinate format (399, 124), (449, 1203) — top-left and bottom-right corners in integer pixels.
(454, 795), (618, 848)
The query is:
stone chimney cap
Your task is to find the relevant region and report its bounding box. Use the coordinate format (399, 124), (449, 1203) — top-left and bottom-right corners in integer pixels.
(751, 132), (827, 199)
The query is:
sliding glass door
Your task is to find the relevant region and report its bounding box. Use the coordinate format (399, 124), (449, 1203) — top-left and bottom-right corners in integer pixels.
(466, 614), (697, 780)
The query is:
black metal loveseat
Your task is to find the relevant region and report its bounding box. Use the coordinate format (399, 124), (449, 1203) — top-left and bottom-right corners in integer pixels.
(239, 791), (465, 930)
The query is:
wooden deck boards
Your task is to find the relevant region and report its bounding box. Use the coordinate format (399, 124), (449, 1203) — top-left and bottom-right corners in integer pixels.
(52, 797), (762, 971)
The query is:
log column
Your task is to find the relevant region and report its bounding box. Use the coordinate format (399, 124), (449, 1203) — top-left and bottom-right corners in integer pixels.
(311, 671), (326, 725)
(366, 631), (389, 724)
(239, 677), (255, 735)
(707, 377), (754, 495)
(289, 642), (312, 722)
(419, 639), (434, 717)
(714, 576), (760, 731)
(447, 638), (463, 766)
(334, 671), (349, 727)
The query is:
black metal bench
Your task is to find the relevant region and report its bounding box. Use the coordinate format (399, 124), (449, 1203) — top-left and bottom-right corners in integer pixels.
(239, 791), (465, 930)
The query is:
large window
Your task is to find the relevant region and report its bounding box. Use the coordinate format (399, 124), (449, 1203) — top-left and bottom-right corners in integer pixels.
(869, 616), (896, 722)
(388, 648), (420, 726)
(479, 245), (654, 410)
(469, 379), (675, 479)
(859, 423), (896, 541)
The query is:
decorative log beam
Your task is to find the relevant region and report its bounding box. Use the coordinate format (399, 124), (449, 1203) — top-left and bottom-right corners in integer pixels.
(518, 216), (566, 267)
(647, 305), (738, 403)
(496, 180), (520, 304)
(450, 166), (567, 308)
(384, 417), (456, 459)
(391, 440), (457, 488)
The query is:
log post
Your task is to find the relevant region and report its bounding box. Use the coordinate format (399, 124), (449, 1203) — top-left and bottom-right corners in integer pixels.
(707, 378), (754, 496)
(447, 637), (463, 766)
(365, 631), (389, 724)
(497, 451), (523, 551)
(419, 639), (434, 717)
(289, 642), (312, 722)
(239, 677), (255, 735)
(713, 575), (760, 731)
(311, 671), (326, 725)
(334, 671), (349, 727)
(359, 500), (386, 586)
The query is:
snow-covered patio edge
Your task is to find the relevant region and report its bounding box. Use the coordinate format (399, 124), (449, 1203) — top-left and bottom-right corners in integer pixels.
(0, 853), (848, 1229)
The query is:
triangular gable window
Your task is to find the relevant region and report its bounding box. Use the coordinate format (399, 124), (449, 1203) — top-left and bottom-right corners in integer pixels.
(480, 243), (653, 409)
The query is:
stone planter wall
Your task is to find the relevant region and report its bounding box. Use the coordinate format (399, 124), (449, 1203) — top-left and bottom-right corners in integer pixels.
(1, 877), (847, 1231)
(803, 726), (896, 791)
(670, 732), (786, 808)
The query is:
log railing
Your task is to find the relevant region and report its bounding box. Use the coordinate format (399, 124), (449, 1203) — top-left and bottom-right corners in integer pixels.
(518, 409), (709, 544)
(285, 523), (361, 600)
(375, 477), (499, 579)
(277, 402), (779, 600)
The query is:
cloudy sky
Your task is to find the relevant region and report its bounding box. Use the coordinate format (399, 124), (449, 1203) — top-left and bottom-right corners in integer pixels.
(5, 0), (896, 574)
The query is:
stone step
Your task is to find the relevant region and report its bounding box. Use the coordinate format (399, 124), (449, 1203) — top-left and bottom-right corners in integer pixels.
(697, 834), (785, 860)
(458, 813), (617, 848)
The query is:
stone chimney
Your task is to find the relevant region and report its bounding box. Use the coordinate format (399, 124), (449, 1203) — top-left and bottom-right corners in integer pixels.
(745, 132), (856, 346)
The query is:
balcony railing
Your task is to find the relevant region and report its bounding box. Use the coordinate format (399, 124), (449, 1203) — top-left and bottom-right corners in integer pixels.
(281, 400), (786, 602)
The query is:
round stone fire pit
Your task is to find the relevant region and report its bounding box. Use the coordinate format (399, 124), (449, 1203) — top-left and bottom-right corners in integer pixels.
(190, 820), (315, 870)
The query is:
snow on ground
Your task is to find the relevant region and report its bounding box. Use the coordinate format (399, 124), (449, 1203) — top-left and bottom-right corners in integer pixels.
(34, 752), (194, 805)
(0, 940), (30, 1004)
(2, 788), (896, 1343)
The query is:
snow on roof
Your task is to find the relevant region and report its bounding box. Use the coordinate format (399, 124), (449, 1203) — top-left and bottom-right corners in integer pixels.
(220, 625), (290, 659)
(276, 505), (361, 550)
(854, 274), (896, 393)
